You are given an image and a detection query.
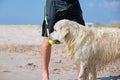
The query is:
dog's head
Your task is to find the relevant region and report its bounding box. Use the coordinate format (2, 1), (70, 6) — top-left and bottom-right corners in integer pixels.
(50, 19), (72, 43)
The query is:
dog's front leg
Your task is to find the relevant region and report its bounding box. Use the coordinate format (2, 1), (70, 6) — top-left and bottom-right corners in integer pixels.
(88, 65), (96, 80)
(78, 61), (88, 80)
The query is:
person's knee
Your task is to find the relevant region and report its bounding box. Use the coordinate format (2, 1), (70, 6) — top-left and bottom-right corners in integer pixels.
(41, 37), (51, 50)
(42, 37), (49, 44)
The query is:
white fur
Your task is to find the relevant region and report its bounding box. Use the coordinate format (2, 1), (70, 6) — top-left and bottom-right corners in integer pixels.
(50, 19), (120, 80)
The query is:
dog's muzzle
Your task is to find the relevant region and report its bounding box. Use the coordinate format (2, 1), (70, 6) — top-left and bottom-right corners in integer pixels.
(54, 40), (61, 44)
(49, 36), (61, 44)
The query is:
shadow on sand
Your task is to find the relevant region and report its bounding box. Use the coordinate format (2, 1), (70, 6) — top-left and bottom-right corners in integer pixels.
(97, 75), (120, 80)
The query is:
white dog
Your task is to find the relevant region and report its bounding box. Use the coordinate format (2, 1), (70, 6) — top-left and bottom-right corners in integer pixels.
(50, 19), (120, 80)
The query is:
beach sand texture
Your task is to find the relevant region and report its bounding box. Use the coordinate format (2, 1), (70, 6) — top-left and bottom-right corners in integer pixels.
(0, 25), (120, 80)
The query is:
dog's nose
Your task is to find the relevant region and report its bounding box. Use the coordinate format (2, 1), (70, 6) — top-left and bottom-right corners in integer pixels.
(54, 40), (61, 44)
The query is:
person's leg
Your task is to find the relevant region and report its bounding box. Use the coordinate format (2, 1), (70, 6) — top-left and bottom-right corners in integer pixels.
(41, 37), (51, 80)
(76, 61), (80, 72)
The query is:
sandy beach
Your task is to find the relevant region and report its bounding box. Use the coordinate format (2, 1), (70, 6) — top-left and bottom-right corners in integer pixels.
(0, 25), (120, 80)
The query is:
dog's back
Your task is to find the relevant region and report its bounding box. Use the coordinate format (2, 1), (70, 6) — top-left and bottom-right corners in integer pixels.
(92, 27), (120, 65)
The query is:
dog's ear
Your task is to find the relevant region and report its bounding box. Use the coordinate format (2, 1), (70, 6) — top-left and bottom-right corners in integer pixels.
(60, 27), (69, 39)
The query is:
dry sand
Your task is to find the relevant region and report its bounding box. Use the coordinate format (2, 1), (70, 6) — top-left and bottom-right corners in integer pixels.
(0, 25), (120, 80)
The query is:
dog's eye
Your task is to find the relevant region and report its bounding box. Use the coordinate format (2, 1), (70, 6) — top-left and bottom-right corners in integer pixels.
(54, 29), (57, 32)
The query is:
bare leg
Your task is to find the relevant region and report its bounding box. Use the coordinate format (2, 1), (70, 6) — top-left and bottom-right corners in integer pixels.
(89, 65), (96, 80)
(78, 61), (88, 80)
(41, 37), (51, 80)
(76, 61), (80, 72)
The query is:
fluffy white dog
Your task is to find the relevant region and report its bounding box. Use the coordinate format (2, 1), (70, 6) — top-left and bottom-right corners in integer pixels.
(50, 19), (120, 80)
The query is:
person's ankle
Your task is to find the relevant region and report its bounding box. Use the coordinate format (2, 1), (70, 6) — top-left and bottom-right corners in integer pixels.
(42, 77), (49, 80)
(42, 73), (49, 80)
